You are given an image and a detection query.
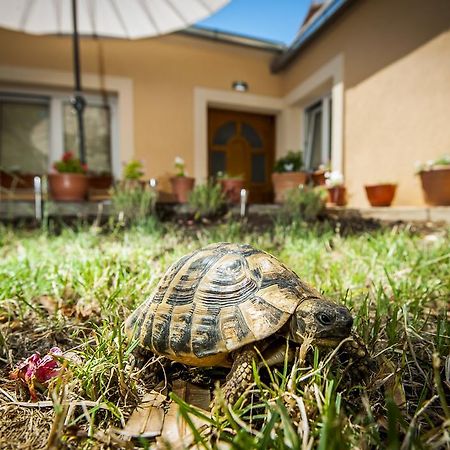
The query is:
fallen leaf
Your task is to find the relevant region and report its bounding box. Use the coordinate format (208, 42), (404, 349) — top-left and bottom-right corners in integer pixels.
(75, 297), (101, 320)
(36, 295), (59, 315)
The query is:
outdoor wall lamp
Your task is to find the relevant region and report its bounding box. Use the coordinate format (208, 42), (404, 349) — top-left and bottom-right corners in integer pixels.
(232, 81), (249, 92)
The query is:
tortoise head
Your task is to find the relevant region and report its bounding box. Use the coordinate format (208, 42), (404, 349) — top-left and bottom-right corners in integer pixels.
(289, 298), (353, 346)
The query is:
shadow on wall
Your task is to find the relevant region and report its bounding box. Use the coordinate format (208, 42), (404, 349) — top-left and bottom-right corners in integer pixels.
(342, 0), (450, 89)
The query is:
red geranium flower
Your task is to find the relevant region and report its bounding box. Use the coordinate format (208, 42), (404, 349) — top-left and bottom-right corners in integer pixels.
(62, 151), (74, 162)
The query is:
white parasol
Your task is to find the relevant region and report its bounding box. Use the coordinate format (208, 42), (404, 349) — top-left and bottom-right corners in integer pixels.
(0, 0), (230, 162)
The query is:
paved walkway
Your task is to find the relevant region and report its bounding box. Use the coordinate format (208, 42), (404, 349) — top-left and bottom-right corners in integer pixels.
(1, 200), (450, 224)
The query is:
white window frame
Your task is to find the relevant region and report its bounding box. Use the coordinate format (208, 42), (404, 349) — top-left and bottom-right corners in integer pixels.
(0, 86), (119, 177)
(283, 54), (344, 175)
(303, 93), (332, 170)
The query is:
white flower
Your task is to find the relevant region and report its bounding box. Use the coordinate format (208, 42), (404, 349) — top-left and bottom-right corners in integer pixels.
(325, 171), (344, 187)
(284, 163), (294, 172)
(414, 160), (424, 173)
(174, 156), (185, 166)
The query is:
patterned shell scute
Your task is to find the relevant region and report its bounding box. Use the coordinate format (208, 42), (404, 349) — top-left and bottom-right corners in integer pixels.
(126, 242), (310, 364)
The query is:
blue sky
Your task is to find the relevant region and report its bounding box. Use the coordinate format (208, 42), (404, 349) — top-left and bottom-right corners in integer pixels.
(197, 0), (311, 45)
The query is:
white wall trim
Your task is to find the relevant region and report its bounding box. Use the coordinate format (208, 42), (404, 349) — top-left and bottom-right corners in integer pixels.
(193, 87), (284, 182)
(284, 54), (344, 174)
(0, 64), (134, 178)
(194, 55), (344, 182)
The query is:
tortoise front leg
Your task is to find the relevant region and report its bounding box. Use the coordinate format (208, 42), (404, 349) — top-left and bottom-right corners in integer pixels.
(221, 345), (257, 405)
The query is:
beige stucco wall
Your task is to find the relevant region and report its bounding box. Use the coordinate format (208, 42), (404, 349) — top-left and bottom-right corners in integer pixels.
(0, 29), (281, 190)
(281, 0), (450, 206)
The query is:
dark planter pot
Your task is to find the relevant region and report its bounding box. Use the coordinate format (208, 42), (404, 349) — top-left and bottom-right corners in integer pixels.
(88, 174), (113, 190)
(311, 170), (326, 186)
(365, 184), (397, 207)
(48, 173), (88, 201)
(327, 186), (347, 206)
(220, 179), (244, 203)
(170, 176), (195, 203)
(419, 167), (450, 206)
(0, 171), (37, 189)
(272, 171), (309, 203)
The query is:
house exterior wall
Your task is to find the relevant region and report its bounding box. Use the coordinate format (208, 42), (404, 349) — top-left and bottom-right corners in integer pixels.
(0, 29), (281, 190)
(1, 0), (449, 206)
(281, 0), (450, 206)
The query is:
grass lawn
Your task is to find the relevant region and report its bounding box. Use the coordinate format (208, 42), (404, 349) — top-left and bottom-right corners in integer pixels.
(0, 220), (448, 449)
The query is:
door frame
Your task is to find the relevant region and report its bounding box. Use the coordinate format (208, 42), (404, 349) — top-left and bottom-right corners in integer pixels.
(194, 87), (283, 183)
(207, 108), (276, 202)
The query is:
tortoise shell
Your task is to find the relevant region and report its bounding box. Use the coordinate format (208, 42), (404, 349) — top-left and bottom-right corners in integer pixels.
(125, 242), (322, 367)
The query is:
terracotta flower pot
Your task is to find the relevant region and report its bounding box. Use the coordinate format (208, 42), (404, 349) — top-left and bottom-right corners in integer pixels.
(170, 176), (195, 203)
(48, 173), (88, 201)
(88, 174), (113, 190)
(220, 179), (244, 203)
(0, 171), (37, 189)
(311, 170), (326, 186)
(327, 186), (347, 206)
(272, 171), (309, 203)
(365, 184), (397, 207)
(419, 167), (450, 206)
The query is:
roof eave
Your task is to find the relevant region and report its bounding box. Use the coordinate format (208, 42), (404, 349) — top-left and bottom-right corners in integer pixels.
(271, 0), (356, 73)
(177, 25), (286, 53)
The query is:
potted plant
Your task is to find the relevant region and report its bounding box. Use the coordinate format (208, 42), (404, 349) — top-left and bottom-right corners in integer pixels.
(217, 172), (244, 204)
(364, 182), (397, 207)
(88, 170), (113, 190)
(188, 181), (226, 221)
(416, 154), (450, 205)
(48, 151), (88, 201)
(272, 151), (308, 203)
(170, 156), (195, 203)
(121, 160), (145, 189)
(0, 170), (37, 189)
(311, 164), (328, 186)
(325, 171), (347, 206)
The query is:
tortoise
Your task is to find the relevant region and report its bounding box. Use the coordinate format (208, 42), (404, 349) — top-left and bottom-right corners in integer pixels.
(125, 242), (354, 403)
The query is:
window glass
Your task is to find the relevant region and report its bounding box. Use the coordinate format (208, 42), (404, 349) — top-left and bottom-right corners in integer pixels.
(242, 123), (263, 148)
(64, 103), (111, 173)
(310, 110), (323, 169)
(210, 151), (226, 176)
(213, 121), (236, 146)
(305, 98), (330, 170)
(251, 154), (265, 183)
(0, 98), (49, 173)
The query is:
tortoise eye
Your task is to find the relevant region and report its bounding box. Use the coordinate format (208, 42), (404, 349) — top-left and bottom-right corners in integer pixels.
(317, 312), (334, 326)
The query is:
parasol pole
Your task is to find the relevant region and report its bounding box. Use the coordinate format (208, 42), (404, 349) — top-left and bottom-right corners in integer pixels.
(71, 0), (87, 164)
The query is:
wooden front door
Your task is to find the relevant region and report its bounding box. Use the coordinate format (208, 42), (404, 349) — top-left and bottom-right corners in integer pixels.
(208, 108), (275, 203)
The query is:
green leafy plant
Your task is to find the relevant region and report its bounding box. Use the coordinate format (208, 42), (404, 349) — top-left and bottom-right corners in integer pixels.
(415, 154), (450, 173)
(123, 160), (144, 180)
(273, 150), (303, 173)
(53, 151), (87, 174)
(111, 183), (157, 225)
(188, 181), (226, 219)
(216, 171), (244, 180)
(281, 185), (327, 222)
(174, 156), (186, 177)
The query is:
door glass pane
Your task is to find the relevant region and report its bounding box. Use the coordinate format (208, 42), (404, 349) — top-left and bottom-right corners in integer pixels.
(242, 123), (263, 148)
(210, 151), (226, 176)
(213, 121), (236, 145)
(0, 99), (49, 173)
(64, 103), (112, 173)
(251, 154), (265, 183)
